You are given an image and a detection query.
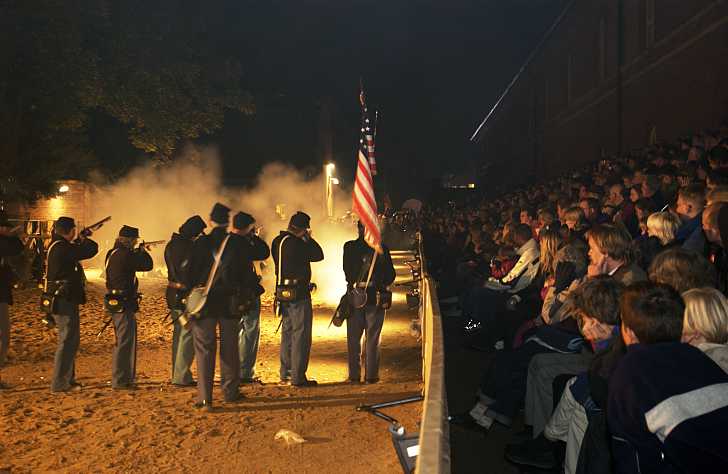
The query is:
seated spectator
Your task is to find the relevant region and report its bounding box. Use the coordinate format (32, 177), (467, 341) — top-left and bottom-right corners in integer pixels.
(674, 184), (707, 253)
(706, 184), (728, 205)
(707, 170), (728, 191)
(561, 207), (590, 249)
(648, 247), (716, 293)
(615, 186), (641, 237)
(580, 198), (609, 226)
(641, 174), (668, 211)
(702, 202), (728, 292)
(681, 287), (728, 372)
(506, 277), (624, 472)
(606, 183), (626, 209)
(586, 224), (645, 285)
(608, 282), (728, 474)
(536, 208), (557, 235)
(639, 211), (681, 268)
(520, 206), (537, 228)
(455, 278), (618, 435)
(540, 243), (589, 325)
(463, 224), (540, 337)
(634, 198), (656, 238)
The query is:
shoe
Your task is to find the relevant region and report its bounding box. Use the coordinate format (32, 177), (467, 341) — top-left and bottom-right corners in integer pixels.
(464, 319), (482, 334)
(504, 435), (558, 469)
(448, 412), (491, 435)
(193, 400), (213, 412)
(448, 412), (477, 426)
(364, 378), (379, 384)
(171, 381), (196, 388)
(348, 378), (362, 384)
(278, 378), (291, 386)
(224, 392), (244, 403)
(0, 380), (9, 390)
(292, 379), (318, 387)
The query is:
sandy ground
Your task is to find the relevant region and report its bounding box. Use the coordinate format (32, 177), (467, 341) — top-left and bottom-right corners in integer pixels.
(0, 256), (423, 473)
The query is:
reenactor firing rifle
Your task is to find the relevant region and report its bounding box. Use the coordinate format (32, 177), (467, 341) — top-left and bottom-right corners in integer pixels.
(137, 240), (166, 250)
(79, 216), (111, 238)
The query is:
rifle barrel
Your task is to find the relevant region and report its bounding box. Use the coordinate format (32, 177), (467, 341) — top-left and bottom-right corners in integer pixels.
(85, 216), (112, 231)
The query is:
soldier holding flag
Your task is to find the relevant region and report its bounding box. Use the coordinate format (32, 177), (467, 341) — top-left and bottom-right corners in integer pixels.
(343, 221), (395, 383)
(345, 83), (394, 383)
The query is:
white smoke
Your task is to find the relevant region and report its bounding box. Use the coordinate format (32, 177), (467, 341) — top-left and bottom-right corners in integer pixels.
(87, 145), (356, 305)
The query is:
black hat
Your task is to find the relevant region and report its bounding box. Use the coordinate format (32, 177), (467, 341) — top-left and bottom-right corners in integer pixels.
(0, 210), (10, 227)
(289, 211), (311, 229)
(119, 225), (140, 239)
(179, 215), (206, 238)
(55, 217), (76, 232)
(210, 202), (231, 225)
(233, 212), (255, 230)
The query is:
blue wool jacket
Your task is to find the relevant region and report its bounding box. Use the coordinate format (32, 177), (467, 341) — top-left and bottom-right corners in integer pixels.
(608, 343), (728, 474)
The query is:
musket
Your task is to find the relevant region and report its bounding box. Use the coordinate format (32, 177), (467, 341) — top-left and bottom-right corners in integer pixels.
(80, 216), (111, 236)
(96, 317), (113, 338)
(138, 240), (166, 250)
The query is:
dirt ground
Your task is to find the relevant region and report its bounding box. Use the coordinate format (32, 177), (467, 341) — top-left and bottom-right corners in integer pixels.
(0, 257), (423, 473)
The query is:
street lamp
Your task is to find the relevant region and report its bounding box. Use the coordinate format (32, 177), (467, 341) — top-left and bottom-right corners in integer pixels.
(324, 163), (337, 220)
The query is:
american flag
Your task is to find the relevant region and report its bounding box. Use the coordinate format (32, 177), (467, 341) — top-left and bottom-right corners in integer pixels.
(359, 88), (377, 175)
(353, 87), (381, 252)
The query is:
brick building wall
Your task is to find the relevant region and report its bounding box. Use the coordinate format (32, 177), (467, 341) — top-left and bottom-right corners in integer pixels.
(6, 180), (92, 229)
(475, 0), (728, 187)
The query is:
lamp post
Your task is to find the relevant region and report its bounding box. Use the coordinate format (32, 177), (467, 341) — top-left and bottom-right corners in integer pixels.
(324, 163), (336, 220)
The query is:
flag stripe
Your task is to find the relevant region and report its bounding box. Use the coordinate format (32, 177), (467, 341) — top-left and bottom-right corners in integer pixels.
(353, 86), (381, 251)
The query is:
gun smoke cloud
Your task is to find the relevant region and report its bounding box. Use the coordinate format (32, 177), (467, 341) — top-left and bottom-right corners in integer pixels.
(87, 145), (356, 305)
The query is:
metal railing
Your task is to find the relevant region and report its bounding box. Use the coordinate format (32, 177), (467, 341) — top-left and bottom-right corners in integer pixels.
(415, 234), (451, 473)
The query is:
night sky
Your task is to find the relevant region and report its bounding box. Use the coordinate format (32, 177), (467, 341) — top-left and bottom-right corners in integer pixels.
(200, 0), (564, 201)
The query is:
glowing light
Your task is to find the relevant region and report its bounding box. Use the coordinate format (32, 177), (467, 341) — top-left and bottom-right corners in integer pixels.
(58, 184), (70, 193)
(49, 196), (65, 220)
(331, 178), (339, 185)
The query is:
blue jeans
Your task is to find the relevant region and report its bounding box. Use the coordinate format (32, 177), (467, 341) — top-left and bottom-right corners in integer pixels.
(238, 298), (261, 380)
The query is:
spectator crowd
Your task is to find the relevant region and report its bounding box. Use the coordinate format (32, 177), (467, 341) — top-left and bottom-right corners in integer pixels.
(420, 127), (728, 473)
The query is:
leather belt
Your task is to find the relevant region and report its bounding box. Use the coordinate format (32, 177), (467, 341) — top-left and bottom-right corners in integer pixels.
(281, 278), (301, 286)
(168, 281), (186, 290)
(109, 289), (127, 295)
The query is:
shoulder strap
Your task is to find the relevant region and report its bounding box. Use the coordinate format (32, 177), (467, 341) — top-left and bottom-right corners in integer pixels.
(105, 249), (120, 271)
(276, 235), (291, 287)
(202, 235), (231, 297)
(355, 248), (378, 286)
(43, 240), (64, 292)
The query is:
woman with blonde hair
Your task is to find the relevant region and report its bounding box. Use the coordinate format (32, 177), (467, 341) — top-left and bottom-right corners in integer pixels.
(539, 228), (562, 279)
(639, 211), (681, 268)
(682, 287), (728, 372)
(646, 212), (681, 246)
